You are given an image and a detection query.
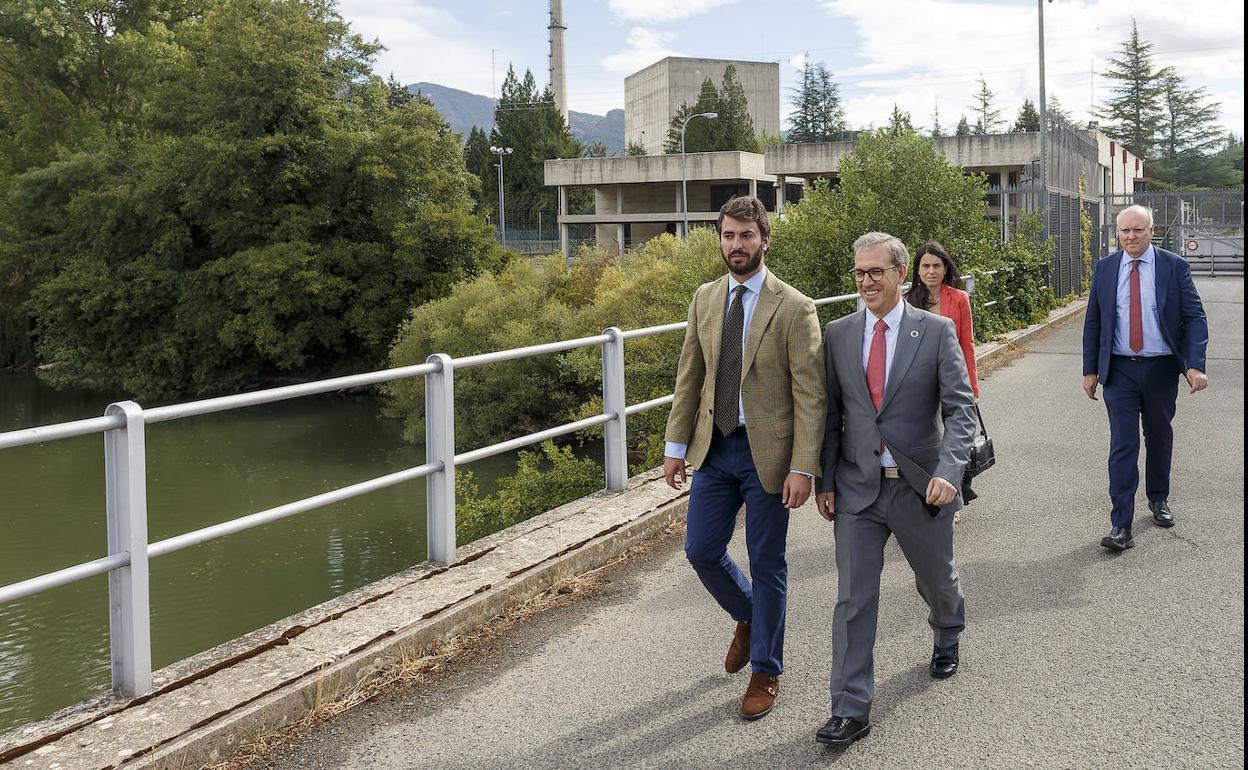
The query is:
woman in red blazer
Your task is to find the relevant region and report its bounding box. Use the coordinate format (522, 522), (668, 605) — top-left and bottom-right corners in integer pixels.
(907, 241), (980, 511)
(906, 241), (979, 398)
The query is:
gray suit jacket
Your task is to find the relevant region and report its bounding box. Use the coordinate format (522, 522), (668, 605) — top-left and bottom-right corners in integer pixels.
(817, 302), (977, 516)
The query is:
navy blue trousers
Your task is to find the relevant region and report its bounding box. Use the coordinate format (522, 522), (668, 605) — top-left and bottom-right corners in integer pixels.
(1103, 355), (1179, 528)
(684, 429), (790, 676)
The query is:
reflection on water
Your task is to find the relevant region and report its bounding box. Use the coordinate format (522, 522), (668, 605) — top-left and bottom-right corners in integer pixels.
(0, 371), (517, 733)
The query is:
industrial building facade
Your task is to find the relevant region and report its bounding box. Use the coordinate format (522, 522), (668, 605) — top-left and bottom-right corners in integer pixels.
(624, 57), (781, 156)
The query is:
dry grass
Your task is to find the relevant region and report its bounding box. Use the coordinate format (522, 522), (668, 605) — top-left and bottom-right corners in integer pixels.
(209, 518), (685, 770)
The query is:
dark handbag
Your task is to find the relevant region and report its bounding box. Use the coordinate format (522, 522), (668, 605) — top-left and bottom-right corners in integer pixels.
(963, 403), (995, 479)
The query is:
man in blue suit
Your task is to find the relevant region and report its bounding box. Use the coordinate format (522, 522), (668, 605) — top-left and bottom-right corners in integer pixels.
(1082, 205), (1209, 551)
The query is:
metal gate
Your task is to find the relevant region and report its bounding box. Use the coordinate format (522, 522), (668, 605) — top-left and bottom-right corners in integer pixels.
(1101, 190), (1244, 276)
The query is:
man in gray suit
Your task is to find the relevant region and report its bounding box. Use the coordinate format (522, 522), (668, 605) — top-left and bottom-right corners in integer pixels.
(813, 232), (977, 746)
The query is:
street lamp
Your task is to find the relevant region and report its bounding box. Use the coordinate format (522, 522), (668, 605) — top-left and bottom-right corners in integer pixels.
(680, 111), (717, 237)
(490, 145), (514, 247)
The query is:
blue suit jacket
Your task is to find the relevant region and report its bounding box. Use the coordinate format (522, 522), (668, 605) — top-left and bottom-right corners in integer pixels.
(1082, 247), (1209, 383)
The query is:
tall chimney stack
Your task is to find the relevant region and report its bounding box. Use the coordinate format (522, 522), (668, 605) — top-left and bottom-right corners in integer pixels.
(548, 0), (568, 122)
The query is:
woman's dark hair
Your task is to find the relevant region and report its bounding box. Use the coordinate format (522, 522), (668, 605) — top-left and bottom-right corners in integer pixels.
(906, 240), (962, 310)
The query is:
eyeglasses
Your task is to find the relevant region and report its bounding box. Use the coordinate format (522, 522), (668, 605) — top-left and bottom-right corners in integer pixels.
(848, 265), (901, 283)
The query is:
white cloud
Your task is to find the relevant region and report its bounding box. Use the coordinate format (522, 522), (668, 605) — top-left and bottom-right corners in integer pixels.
(607, 0), (740, 24)
(338, 1), (504, 97)
(601, 27), (685, 75)
(816, 0), (1244, 132)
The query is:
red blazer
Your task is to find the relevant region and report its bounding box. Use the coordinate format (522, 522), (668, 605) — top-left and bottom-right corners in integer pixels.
(937, 287), (979, 397)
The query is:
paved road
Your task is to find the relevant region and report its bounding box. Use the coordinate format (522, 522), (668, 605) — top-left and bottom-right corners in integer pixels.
(260, 278), (1243, 770)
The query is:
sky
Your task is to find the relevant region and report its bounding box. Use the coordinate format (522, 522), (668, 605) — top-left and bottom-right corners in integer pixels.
(336, 0), (1245, 135)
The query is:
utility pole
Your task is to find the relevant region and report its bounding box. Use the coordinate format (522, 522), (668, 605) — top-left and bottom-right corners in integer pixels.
(1037, 0), (1050, 232)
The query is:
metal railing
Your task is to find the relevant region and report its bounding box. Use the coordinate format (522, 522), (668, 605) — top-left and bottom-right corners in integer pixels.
(0, 288), (872, 703)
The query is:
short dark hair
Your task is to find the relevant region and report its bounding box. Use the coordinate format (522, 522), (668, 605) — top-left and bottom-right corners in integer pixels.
(717, 196), (770, 239)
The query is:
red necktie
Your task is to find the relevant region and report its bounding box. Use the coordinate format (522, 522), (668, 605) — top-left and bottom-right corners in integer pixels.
(867, 318), (888, 410)
(1129, 259), (1144, 353)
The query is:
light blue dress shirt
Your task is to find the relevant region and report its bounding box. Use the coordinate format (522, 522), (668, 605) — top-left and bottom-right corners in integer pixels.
(862, 299), (906, 468)
(1111, 245), (1172, 357)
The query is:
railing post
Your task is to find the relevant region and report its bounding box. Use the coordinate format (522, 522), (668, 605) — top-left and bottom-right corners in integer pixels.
(103, 401), (152, 698)
(602, 327), (628, 492)
(425, 354), (456, 565)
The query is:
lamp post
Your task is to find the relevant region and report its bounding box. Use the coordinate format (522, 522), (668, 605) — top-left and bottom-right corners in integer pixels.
(490, 145), (513, 247)
(680, 111), (717, 236)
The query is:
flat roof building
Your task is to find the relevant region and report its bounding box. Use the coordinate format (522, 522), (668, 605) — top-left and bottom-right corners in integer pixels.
(625, 57), (780, 156)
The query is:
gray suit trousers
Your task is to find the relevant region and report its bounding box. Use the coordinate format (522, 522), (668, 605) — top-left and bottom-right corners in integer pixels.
(829, 477), (966, 719)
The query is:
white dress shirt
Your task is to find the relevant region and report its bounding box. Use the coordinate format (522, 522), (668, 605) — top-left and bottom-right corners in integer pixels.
(862, 298), (906, 468)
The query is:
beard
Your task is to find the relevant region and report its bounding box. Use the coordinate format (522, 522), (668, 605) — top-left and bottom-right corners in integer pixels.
(722, 243), (765, 276)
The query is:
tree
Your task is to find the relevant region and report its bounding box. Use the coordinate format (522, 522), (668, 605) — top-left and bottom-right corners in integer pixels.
(714, 64), (759, 152)
(1098, 20), (1163, 158)
(886, 104), (915, 135)
(386, 73), (413, 108)
(1048, 94), (1074, 124)
(625, 139), (648, 156)
(1012, 99), (1041, 132)
(0, 0), (500, 393)
(787, 57), (846, 143)
(482, 65), (584, 227)
(930, 103), (943, 138)
(955, 115), (973, 136)
(1155, 67), (1223, 160)
(970, 74), (1004, 134)
(665, 66), (759, 153)
(664, 78), (720, 153)
(463, 125), (496, 211)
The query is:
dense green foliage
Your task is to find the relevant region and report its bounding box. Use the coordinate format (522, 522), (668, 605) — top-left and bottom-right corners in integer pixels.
(388, 231), (725, 525)
(0, 0), (499, 395)
(767, 130), (1055, 337)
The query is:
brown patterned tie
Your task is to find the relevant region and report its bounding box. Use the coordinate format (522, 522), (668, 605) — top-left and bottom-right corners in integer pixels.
(715, 286), (747, 437)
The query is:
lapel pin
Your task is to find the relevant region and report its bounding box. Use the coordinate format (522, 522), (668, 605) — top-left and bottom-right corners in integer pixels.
(910, 330), (920, 338)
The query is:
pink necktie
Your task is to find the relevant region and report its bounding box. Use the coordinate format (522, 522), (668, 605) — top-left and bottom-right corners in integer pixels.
(1129, 259), (1144, 353)
(867, 319), (887, 410)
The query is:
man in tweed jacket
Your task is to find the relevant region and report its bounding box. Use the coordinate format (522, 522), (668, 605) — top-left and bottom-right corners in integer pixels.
(663, 196), (825, 721)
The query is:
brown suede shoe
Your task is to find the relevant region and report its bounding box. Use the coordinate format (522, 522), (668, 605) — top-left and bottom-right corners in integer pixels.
(740, 673), (779, 720)
(724, 621), (750, 673)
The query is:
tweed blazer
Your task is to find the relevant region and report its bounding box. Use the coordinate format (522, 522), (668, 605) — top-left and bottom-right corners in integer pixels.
(664, 269), (826, 494)
(817, 302), (977, 516)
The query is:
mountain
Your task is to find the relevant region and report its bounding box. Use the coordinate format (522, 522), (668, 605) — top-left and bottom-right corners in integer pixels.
(409, 82), (625, 154)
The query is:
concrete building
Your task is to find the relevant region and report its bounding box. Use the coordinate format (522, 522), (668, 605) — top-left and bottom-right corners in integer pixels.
(625, 58), (780, 155)
(544, 152), (785, 255)
(545, 128), (1143, 258)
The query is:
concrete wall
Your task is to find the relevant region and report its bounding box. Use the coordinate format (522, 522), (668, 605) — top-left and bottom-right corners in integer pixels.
(625, 57), (780, 155)
(546, 151), (773, 187)
(766, 133), (1043, 177)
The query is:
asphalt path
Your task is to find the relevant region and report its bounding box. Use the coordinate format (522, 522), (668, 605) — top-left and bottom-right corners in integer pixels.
(259, 277), (1243, 770)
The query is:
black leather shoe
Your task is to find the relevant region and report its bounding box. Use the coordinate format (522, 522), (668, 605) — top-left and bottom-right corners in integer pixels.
(930, 644), (959, 679)
(816, 716), (871, 746)
(1100, 526), (1134, 551)
(1149, 500), (1175, 528)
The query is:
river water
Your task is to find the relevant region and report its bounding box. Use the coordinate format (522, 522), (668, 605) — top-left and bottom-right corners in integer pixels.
(0, 370), (520, 734)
